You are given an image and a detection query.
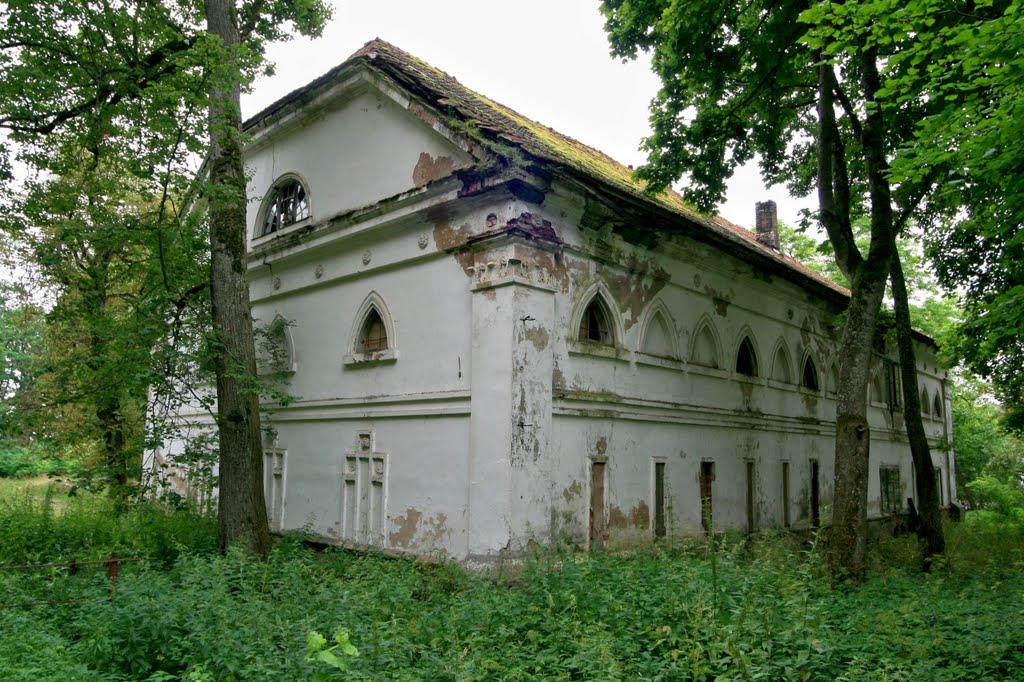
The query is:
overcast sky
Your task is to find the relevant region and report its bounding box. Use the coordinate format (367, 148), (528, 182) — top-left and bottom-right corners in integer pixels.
(243, 0), (814, 231)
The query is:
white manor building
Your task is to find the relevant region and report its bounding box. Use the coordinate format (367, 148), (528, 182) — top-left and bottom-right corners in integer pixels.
(157, 39), (956, 561)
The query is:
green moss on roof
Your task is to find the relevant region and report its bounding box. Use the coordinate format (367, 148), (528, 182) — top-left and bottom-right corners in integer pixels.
(244, 38), (850, 303)
(353, 40), (705, 219)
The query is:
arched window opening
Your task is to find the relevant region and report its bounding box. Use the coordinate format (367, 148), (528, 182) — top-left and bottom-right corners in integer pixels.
(579, 297), (614, 345)
(358, 308), (388, 353)
(801, 356), (819, 391)
(691, 323), (719, 369)
(259, 178), (309, 237)
(933, 392), (943, 419)
(921, 388), (931, 417)
(736, 337), (758, 377)
(771, 345), (792, 383)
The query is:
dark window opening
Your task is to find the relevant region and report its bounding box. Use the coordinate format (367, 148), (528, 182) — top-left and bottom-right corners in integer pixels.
(782, 461), (791, 528)
(579, 298), (613, 345)
(358, 309), (388, 353)
(260, 179), (309, 237)
(810, 459), (820, 527)
(654, 462), (666, 538)
(745, 460), (756, 534)
(700, 461), (715, 535)
(933, 393), (943, 419)
(884, 360), (901, 410)
(736, 337), (758, 376)
(921, 388), (931, 417)
(801, 357), (819, 391)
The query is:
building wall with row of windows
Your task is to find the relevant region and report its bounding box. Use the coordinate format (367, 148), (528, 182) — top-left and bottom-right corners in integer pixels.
(156, 53), (955, 560)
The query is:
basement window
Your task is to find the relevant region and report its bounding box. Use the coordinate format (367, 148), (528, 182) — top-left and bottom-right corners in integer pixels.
(258, 178), (309, 237)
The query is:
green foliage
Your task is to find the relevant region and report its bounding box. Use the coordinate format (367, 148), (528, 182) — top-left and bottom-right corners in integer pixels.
(951, 380), (1024, 510)
(305, 626), (359, 679)
(2, 486), (1023, 680)
(0, 443), (82, 479)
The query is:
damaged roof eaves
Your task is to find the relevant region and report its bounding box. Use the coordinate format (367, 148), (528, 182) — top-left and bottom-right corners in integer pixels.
(243, 38), (851, 304)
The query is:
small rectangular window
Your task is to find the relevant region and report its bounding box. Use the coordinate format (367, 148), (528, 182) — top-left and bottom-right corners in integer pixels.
(745, 460), (756, 533)
(700, 461), (714, 535)
(654, 461), (666, 538)
(782, 461), (791, 528)
(590, 460), (606, 550)
(880, 466), (901, 513)
(810, 459), (820, 527)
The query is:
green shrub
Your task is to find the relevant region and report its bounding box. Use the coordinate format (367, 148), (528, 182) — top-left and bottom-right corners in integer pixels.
(1, 486), (1022, 681)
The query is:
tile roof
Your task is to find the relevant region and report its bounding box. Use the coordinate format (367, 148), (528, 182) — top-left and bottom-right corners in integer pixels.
(245, 38), (850, 302)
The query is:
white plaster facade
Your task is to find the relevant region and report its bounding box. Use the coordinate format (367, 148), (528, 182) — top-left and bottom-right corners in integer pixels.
(160, 40), (956, 561)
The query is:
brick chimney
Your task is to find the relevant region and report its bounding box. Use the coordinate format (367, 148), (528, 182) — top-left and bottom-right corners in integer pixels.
(755, 200), (780, 250)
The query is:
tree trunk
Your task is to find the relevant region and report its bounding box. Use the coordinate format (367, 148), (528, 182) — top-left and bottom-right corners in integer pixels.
(820, 49), (897, 582)
(205, 0), (271, 558)
(829, 260), (890, 581)
(890, 255), (945, 563)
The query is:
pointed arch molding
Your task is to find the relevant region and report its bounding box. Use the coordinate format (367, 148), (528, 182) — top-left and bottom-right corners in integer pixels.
(733, 326), (761, 378)
(637, 298), (679, 360)
(800, 350), (821, 393)
(688, 314), (723, 370)
(770, 338), (793, 383)
(344, 291), (399, 366)
(256, 313), (298, 375)
(569, 280), (625, 348)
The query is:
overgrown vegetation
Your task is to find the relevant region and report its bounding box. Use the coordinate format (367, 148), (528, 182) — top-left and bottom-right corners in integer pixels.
(2, 484), (1022, 681)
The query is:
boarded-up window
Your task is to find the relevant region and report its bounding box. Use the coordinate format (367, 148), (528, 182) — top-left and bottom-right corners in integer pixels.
(590, 460), (607, 549)
(880, 466), (901, 513)
(736, 337), (758, 377)
(579, 297), (614, 345)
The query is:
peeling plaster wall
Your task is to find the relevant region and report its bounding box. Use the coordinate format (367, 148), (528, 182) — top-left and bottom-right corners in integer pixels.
(158, 77), (955, 561)
(245, 85), (472, 245)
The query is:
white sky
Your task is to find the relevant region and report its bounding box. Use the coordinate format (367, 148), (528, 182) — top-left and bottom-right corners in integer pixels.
(243, 0), (814, 231)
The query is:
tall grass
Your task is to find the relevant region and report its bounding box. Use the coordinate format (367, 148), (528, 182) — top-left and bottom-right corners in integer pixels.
(1, 486), (1022, 681)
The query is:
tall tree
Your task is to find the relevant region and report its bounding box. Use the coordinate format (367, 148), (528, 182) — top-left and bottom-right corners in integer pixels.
(602, 0), (950, 578)
(0, 0), (329, 554)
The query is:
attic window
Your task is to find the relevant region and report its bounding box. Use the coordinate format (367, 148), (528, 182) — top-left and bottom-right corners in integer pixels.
(579, 298), (614, 345)
(259, 178), (309, 237)
(736, 337), (758, 377)
(358, 309), (388, 353)
(801, 356), (819, 391)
